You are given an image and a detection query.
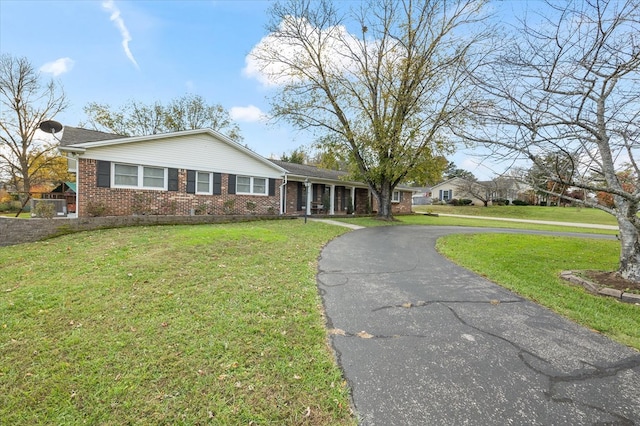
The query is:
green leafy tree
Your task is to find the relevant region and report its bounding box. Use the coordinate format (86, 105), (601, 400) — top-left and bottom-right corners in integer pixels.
(444, 162), (477, 182)
(250, 0), (490, 219)
(0, 54), (68, 215)
(82, 94), (242, 141)
(280, 147), (307, 164)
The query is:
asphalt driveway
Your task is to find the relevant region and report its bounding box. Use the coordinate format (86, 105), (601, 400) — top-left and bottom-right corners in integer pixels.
(317, 226), (640, 425)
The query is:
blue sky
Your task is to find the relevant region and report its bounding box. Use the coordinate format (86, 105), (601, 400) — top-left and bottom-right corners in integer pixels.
(1, 0), (529, 180)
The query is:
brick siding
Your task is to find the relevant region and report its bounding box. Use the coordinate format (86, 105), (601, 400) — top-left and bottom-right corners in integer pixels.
(78, 159), (282, 217)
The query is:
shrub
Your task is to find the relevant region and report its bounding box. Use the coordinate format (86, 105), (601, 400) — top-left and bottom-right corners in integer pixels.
(0, 201), (14, 212)
(131, 193), (153, 215)
(160, 200), (177, 215)
(223, 199), (235, 214)
(322, 194), (330, 212)
(346, 196), (354, 214)
(459, 199), (473, 206)
(86, 201), (108, 217)
(194, 204), (208, 215)
(512, 199), (529, 206)
(493, 198), (510, 206)
(33, 201), (55, 219)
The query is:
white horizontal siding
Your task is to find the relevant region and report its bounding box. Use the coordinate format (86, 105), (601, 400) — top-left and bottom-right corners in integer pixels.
(80, 133), (282, 178)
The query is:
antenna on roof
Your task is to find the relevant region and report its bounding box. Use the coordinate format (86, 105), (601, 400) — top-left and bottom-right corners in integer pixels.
(39, 120), (64, 138)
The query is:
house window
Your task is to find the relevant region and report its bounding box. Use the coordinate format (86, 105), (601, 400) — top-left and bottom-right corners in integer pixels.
(236, 176), (267, 195)
(196, 171), (212, 194)
(439, 189), (452, 201)
(114, 164), (138, 186)
(113, 163), (166, 189)
(143, 167), (165, 188)
(392, 190), (401, 203)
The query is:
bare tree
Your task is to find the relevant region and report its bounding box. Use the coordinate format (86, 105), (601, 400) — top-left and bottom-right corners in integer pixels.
(82, 94), (242, 141)
(460, 0), (640, 281)
(250, 0), (490, 219)
(0, 54), (68, 214)
(455, 178), (492, 206)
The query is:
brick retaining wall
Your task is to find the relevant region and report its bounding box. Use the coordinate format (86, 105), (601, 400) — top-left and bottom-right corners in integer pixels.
(0, 215), (291, 247)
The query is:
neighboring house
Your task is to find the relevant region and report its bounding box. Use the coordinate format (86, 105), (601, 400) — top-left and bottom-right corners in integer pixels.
(487, 177), (532, 204)
(430, 177), (486, 205)
(58, 127), (413, 217)
(411, 187), (432, 205)
(431, 176), (532, 206)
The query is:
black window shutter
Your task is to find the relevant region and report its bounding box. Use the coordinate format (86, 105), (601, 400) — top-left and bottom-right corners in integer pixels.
(97, 161), (110, 187)
(213, 173), (222, 195)
(268, 178), (276, 196)
(228, 174), (236, 194)
(297, 182), (304, 210)
(168, 168), (179, 191)
(186, 170), (196, 194)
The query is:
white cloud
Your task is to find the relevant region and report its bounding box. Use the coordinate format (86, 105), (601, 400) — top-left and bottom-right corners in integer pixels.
(40, 58), (74, 76)
(244, 16), (367, 88)
(230, 105), (268, 123)
(102, 0), (139, 69)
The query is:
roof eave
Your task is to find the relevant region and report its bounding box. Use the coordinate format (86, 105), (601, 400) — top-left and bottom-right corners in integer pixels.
(58, 146), (86, 154)
(284, 173), (368, 187)
(59, 128), (287, 175)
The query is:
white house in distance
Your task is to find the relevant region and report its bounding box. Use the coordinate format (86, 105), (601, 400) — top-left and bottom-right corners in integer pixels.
(429, 177), (485, 204)
(430, 176), (530, 206)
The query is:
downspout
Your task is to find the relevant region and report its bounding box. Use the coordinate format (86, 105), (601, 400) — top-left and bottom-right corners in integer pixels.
(73, 154), (79, 218)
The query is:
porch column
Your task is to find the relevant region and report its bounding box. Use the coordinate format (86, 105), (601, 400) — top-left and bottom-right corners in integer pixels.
(329, 184), (335, 215)
(350, 187), (356, 214)
(306, 182), (312, 215)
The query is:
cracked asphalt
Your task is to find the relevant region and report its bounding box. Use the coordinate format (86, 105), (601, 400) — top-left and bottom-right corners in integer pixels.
(317, 225), (640, 425)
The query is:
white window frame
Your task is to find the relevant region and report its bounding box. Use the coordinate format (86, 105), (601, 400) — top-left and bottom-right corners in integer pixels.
(112, 163), (167, 190)
(392, 190), (401, 203)
(196, 171), (213, 194)
(439, 189), (452, 201)
(236, 175), (268, 196)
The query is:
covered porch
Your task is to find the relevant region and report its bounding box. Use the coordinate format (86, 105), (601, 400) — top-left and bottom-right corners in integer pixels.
(284, 180), (370, 216)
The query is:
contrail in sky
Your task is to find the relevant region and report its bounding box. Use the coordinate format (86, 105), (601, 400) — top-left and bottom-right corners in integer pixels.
(102, 0), (139, 69)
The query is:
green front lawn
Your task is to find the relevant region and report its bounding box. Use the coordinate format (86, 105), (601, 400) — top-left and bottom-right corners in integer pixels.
(413, 204), (618, 226)
(0, 221), (356, 425)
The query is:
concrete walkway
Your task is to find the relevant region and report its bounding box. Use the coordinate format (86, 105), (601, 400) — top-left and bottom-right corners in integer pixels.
(306, 217), (366, 230)
(435, 213), (619, 230)
(317, 226), (639, 425)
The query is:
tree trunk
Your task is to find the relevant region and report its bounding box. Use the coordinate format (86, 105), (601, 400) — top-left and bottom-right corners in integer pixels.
(615, 195), (640, 282)
(372, 182), (393, 220)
